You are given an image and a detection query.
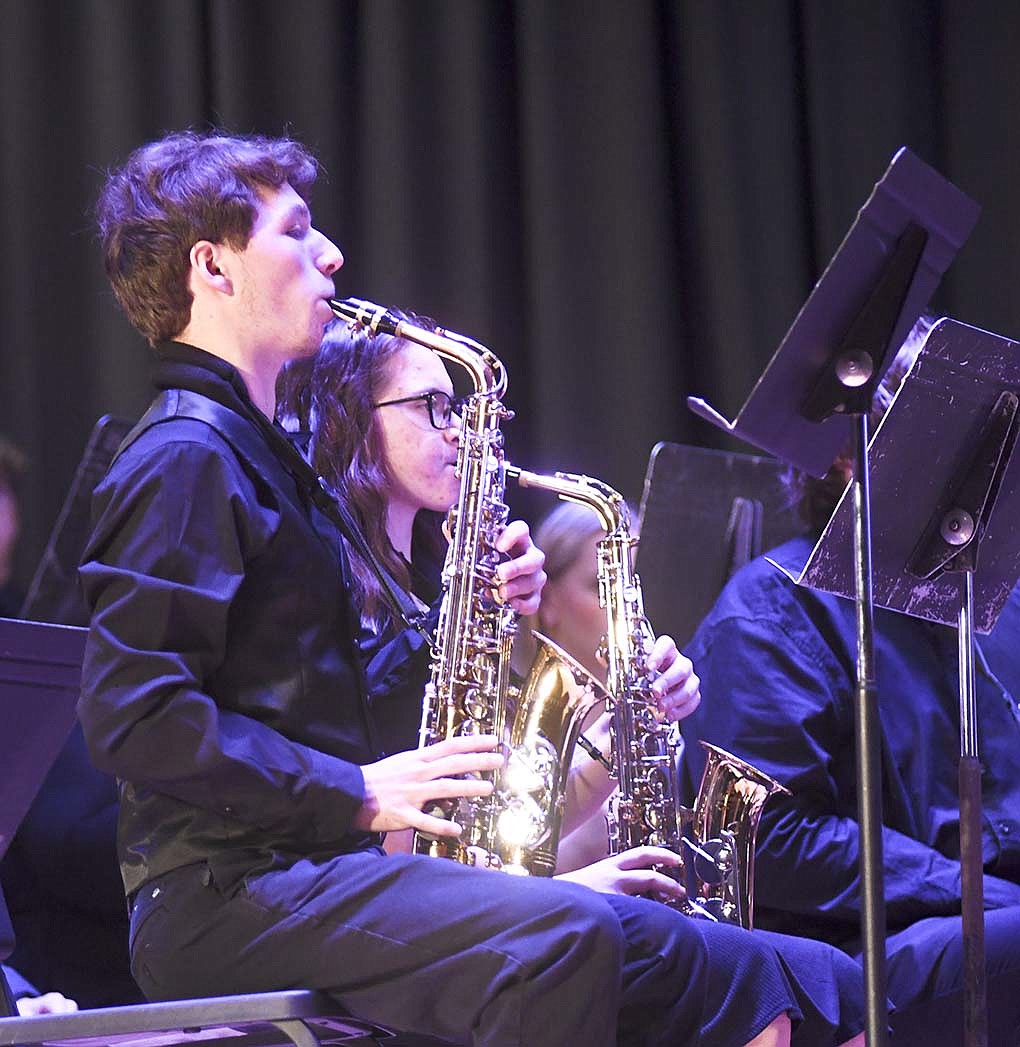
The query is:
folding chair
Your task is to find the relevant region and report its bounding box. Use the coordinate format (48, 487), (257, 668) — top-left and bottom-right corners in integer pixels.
(0, 989), (396, 1046)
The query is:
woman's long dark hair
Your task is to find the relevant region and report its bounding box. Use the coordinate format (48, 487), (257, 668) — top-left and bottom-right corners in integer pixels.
(278, 314), (447, 628)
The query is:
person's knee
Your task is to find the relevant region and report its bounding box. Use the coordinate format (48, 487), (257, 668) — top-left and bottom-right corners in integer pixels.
(555, 887), (625, 970)
(745, 1012), (792, 1047)
(984, 905), (1020, 975)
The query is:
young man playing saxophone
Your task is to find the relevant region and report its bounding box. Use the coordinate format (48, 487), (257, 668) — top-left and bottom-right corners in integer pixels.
(79, 128), (857, 1046)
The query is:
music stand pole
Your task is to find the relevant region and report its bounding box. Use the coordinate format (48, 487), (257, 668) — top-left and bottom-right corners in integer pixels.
(849, 415), (888, 1047)
(796, 224), (932, 1046)
(904, 386), (1020, 1047)
(957, 571), (988, 1047)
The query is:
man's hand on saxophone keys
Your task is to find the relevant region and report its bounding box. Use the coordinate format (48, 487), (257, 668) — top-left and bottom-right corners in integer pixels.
(353, 735), (506, 836)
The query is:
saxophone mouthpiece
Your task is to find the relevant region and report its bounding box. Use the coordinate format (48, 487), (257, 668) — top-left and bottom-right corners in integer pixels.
(329, 297), (400, 336)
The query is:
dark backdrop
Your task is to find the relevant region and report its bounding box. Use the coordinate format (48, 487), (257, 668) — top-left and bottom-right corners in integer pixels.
(2, 0), (1018, 592)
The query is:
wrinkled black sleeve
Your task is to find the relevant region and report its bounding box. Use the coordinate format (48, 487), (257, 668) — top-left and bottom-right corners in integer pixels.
(79, 427), (365, 848)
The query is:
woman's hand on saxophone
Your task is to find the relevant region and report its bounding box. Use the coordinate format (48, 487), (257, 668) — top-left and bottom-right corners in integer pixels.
(555, 847), (687, 902)
(646, 635), (701, 723)
(492, 519), (547, 615)
(353, 735), (506, 835)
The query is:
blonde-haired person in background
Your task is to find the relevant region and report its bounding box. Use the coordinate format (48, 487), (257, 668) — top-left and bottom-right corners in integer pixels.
(525, 498), (628, 875)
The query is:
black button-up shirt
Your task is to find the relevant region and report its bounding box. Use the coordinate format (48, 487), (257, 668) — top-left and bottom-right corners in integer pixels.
(78, 344), (375, 896)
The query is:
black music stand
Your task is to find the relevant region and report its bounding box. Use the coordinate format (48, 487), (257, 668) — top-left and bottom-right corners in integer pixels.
(635, 443), (800, 648)
(685, 148), (980, 1047)
(779, 318), (1020, 1047)
(0, 617), (83, 1016)
(0, 617), (84, 866)
(787, 320), (1020, 631)
(689, 148), (979, 478)
(21, 415), (134, 626)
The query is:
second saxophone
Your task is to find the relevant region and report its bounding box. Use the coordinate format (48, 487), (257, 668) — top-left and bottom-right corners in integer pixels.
(510, 465), (788, 928)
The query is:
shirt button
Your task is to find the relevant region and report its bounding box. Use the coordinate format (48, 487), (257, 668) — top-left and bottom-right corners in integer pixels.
(998, 822), (1011, 836)
(224, 806), (234, 815)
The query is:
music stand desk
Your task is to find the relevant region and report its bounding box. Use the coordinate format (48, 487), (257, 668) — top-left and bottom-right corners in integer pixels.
(0, 617), (84, 864)
(784, 319), (1020, 632)
(688, 146), (980, 477)
(636, 443), (799, 648)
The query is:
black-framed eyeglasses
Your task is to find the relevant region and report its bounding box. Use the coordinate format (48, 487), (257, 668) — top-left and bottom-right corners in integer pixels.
(372, 390), (467, 431)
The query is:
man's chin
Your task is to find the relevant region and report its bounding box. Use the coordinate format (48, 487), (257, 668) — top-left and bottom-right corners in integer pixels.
(289, 330), (323, 358)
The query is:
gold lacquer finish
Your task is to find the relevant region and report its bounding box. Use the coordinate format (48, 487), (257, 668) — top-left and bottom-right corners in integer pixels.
(509, 465), (788, 928)
(329, 298), (607, 876)
(679, 741), (788, 928)
(498, 631), (606, 875)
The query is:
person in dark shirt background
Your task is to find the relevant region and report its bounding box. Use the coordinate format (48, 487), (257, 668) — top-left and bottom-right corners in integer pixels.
(0, 437), (26, 618)
(680, 319), (1020, 1043)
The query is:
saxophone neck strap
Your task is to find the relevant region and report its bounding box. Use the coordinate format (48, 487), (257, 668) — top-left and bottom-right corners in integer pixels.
(307, 480), (435, 644)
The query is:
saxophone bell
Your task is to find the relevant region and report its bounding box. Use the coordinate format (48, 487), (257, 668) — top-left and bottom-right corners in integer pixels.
(678, 742), (789, 928)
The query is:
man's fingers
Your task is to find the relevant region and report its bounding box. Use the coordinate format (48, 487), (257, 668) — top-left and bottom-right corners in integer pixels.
(421, 752), (504, 780)
(628, 870), (686, 900)
(615, 846), (682, 870)
(409, 811), (465, 839)
(419, 735), (502, 760)
(419, 776), (495, 802)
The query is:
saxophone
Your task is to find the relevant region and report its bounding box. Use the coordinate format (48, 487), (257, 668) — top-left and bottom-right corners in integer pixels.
(329, 298), (606, 876)
(509, 466), (789, 928)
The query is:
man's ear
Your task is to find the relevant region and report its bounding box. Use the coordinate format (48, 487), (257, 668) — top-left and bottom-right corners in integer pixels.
(189, 240), (234, 295)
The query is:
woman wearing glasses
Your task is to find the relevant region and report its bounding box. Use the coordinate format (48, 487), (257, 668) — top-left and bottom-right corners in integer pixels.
(279, 313), (697, 762)
(276, 314), (867, 1047)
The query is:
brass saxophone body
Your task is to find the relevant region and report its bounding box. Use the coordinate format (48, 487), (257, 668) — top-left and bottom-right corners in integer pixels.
(329, 298), (605, 876)
(509, 466), (788, 928)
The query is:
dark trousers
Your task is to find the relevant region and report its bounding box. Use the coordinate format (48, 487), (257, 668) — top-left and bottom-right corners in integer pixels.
(872, 907), (1020, 1045)
(128, 851), (819, 1047)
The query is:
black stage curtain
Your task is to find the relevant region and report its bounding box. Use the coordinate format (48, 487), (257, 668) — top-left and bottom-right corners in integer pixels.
(1, 0), (1018, 588)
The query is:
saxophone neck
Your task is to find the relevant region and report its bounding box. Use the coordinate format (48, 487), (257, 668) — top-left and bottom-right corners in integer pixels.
(330, 296), (508, 397)
(506, 466), (628, 535)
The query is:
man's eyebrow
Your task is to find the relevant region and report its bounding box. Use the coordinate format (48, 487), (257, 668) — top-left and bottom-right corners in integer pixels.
(280, 202), (311, 225)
